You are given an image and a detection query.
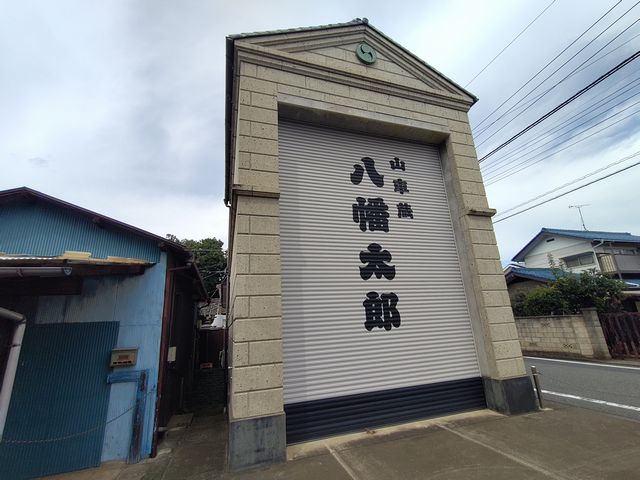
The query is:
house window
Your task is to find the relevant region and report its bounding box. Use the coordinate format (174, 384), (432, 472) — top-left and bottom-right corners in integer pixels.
(563, 252), (594, 268)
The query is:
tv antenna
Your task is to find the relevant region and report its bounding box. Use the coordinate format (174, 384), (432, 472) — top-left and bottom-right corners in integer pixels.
(569, 204), (590, 231)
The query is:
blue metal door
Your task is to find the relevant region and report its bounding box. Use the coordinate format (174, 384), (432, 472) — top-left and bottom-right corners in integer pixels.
(0, 322), (118, 479)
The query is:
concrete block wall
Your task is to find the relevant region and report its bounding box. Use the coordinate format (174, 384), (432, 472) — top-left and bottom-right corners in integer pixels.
(515, 308), (611, 359)
(227, 26), (532, 432)
(228, 196), (284, 421)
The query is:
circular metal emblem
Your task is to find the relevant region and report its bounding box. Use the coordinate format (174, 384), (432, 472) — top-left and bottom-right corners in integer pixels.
(356, 43), (377, 65)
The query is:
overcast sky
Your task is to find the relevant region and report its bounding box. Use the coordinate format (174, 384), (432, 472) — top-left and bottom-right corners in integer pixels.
(2, 0), (639, 264)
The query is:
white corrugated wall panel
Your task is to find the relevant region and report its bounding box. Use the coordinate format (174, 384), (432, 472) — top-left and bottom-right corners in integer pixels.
(279, 121), (480, 404)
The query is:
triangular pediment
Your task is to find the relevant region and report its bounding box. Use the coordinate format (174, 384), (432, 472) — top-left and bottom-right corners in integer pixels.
(233, 21), (475, 103)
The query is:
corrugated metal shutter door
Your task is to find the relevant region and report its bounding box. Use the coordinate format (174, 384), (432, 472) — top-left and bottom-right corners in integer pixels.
(279, 121), (485, 443)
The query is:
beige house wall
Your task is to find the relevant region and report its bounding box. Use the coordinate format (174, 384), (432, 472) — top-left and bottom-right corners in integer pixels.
(226, 27), (529, 427)
(507, 279), (546, 303)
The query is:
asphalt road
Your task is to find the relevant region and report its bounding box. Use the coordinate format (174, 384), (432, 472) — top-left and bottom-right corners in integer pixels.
(523, 356), (640, 422)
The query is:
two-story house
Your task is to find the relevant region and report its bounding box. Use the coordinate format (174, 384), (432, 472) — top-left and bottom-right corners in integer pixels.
(505, 228), (640, 309)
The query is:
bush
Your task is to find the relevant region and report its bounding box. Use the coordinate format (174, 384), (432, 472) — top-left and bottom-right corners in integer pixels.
(553, 269), (624, 313)
(514, 267), (625, 317)
(520, 286), (569, 316)
(511, 292), (527, 317)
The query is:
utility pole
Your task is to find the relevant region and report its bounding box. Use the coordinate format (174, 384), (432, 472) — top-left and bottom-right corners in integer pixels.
(569, 204), (589, 231)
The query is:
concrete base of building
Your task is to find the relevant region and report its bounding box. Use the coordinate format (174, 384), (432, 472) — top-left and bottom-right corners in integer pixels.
(483, 375), (538, 415)
(228, 413), (286, 471)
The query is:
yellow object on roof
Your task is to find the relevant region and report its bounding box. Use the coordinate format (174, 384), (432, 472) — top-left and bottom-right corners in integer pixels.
(60, 251), (92, 260)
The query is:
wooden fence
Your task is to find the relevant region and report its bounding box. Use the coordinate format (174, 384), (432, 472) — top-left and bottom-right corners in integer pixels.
(599, 312), (640, 359)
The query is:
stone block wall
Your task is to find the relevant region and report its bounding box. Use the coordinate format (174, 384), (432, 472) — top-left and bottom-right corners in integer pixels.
(227, 195), (284, 421)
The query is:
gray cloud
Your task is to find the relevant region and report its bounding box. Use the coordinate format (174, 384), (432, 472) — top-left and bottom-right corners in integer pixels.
(1, 0), (639, 257)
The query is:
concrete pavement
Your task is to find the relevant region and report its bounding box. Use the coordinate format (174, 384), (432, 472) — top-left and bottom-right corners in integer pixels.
(240, 404), (640, 480)
(45, 401), (640, 480)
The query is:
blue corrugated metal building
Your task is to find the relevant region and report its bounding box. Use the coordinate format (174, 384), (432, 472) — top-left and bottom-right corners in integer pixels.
(0, 187), (206, 479)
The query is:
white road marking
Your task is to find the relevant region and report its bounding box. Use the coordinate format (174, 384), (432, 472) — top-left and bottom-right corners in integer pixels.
(325, 443), (360, 480)
(524, 356), (640, 371)
(541, 389), (640, 412)
(439, 424), (570, 480)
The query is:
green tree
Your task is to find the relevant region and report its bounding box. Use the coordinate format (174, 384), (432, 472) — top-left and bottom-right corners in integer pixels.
(166, 235), (226, 296)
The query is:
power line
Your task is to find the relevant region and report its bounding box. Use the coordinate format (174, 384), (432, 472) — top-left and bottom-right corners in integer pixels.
(482, 79), (640, 173)
(564, 30), (640, 80)
(477, 48), (640, 163)
(476, 28), (640, 147)
(473, 0), (635, 139)
(485, 106), (640, 184)
(483, 93), (639, 177)
(471, 1), (622, 133)
(507, 29), (640, 121)
(464, 0), (557, 88)
(485, 103), (640, 187)
(493, 156), (640, 224)
(475, 11), (640, 146)
(482, 91), (640, 177)
(480, 76), (640, 173)
(486, 109), (640, 184)
(493, 151), (640, 218)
